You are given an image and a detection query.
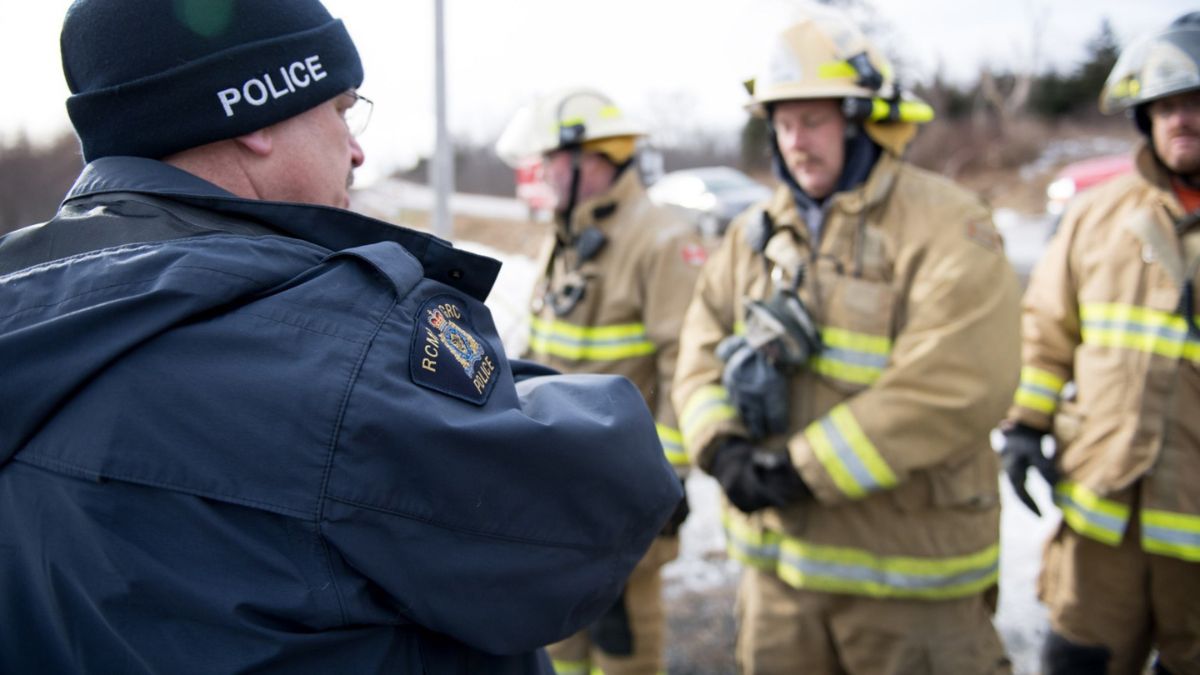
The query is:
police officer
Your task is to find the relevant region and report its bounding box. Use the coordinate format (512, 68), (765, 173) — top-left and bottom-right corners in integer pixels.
(1001, 13), (1200, 675)
(0, 2), (682, 673)
(672, 7), (1021, 673)
(496, 88), (706, 675)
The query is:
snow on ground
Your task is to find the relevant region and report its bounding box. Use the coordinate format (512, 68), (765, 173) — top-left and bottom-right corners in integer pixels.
(995, 207), (1055, 286)
(461, 210), (1061, 673)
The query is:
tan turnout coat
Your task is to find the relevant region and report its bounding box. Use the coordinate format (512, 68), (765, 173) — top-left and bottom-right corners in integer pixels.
(674, 153), (1022, 600)
(1008, 143), (1200, 562)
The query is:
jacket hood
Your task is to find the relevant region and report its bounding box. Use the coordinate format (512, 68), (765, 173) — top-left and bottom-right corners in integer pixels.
(0, 157), (501, 466)
(0, 232), (328, 465)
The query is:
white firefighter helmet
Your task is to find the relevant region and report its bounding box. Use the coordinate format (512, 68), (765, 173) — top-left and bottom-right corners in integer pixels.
(1099, 13), (1200, 118)
(744, 4), (933, 153)
(495, 87), (645, 168)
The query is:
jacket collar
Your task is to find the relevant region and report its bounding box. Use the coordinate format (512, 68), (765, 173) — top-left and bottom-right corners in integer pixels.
(767, 152), (902, 237)
(65, 157), (501, 301)
(1135, 141), (1188, 222)
(557, 167), (643, 239)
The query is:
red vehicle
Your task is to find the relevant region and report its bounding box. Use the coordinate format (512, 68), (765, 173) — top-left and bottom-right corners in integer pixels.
(1045, 153), (1135, 216)
(513, 157), (556, 215)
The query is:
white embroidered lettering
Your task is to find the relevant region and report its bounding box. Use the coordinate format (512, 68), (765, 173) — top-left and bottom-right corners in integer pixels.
(263, 72), (289, 99)
(243, 79), (269, 106)
(289, 62), (310, 87)
(305, 55), (327, 82)
(217, 88), (242, 117)
(216, 54), (326, 117)
(278, 66), (297, 93)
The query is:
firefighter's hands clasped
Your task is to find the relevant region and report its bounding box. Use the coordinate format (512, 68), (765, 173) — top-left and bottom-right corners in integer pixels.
(709, 437), (812, 513)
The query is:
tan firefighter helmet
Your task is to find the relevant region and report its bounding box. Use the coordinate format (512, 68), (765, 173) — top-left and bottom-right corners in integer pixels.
(1100, 13), (1200, 122)
(495, 87), (645, 168)
(744, 5), (933, 154)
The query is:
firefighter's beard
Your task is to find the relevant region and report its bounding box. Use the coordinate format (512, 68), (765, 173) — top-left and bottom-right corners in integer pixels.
(1156, 121), (1200, 183)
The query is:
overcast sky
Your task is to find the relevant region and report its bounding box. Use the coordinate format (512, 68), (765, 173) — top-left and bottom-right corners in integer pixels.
(1, 0), (1190, 182)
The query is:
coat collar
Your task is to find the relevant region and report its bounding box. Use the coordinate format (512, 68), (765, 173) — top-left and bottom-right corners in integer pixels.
(65, 157), (500, 301)
(556, 167), (644, 239)
(766, 152), (902, 235)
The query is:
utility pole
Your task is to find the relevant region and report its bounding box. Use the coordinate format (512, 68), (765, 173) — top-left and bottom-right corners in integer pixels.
(432, 0), (453, 239)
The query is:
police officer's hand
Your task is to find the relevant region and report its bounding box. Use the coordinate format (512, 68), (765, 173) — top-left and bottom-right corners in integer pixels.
(1001, 423), (1058, 516)
(660, 477), (689, 537)
(716, 336), (790, 440)
(709, 437), (812, 514)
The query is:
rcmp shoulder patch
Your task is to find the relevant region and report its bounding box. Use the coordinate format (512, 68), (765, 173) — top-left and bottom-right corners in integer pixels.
(409, 295), (499, 406)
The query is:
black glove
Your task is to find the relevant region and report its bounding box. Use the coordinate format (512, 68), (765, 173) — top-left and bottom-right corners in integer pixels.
(1001, 423), (1058, 516)
(743, 289), (822, 371)
(588, 590), (633, 656)
(716, 335), (791, 440)
(709, 437), (812, 513)
(660, 478), (689, 537)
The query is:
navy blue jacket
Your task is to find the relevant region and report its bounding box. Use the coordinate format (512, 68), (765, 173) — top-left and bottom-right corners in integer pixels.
(0, 158), (681, 674)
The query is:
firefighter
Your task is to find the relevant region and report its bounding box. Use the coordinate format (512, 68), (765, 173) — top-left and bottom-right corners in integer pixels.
(1001, 13), (1200, 675)
(496, 87), (707, 675)
(672, 7), (1021, 673)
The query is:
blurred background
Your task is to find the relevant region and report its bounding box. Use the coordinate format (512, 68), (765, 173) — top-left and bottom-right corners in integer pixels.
(0, 0), (1188, 239)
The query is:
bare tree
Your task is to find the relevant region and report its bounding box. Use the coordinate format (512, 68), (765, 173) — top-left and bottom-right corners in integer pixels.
(0, 132), (83, 235)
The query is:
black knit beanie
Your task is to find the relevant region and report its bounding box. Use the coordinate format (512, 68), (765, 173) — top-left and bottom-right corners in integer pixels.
(61, 0), (364, 162)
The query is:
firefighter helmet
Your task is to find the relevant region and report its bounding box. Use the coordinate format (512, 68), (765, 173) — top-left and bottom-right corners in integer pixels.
(495, 87), (645, 168)
(1099, 12), (1200, 117)
(744, 5), (933, 153)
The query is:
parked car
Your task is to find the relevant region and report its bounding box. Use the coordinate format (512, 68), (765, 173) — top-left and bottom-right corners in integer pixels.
(1045, 153), (1134, 216)
(648, 166), (772, 238)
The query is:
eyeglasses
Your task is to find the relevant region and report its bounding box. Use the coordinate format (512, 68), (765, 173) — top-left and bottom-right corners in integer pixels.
(341, 91), (374, 136)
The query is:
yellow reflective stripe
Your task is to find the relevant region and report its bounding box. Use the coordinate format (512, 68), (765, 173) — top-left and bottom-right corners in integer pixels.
(1080, 303), (1200, 362)
(822, 326), (891, 355)
(811, 358), (882, 386)
(804, 404), (898, 499)
(1014, 366), (1066, 415)
(657, 424), (689, 468)
(551, 659), (588, 675)
(812, 326), (891, 386)
(1142, 509), (1200, 563)
(734, 322), (892, 387)
(557, 107), (621, 132)
(680, 385), (737, 450)
(528, 316), (656, 361)
(724, 516), (999, 599)
(818, 60), (857, 80)
(1110, 76), (1140, 99)
(1054, 480), (1131, 545)
(868, 98), (935, 123)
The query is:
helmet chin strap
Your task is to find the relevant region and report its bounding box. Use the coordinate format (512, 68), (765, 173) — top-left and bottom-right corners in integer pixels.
(557, 147), (584, 236)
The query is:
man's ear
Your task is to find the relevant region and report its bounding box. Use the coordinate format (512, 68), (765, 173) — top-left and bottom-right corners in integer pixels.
(234, 128), (272, 156)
